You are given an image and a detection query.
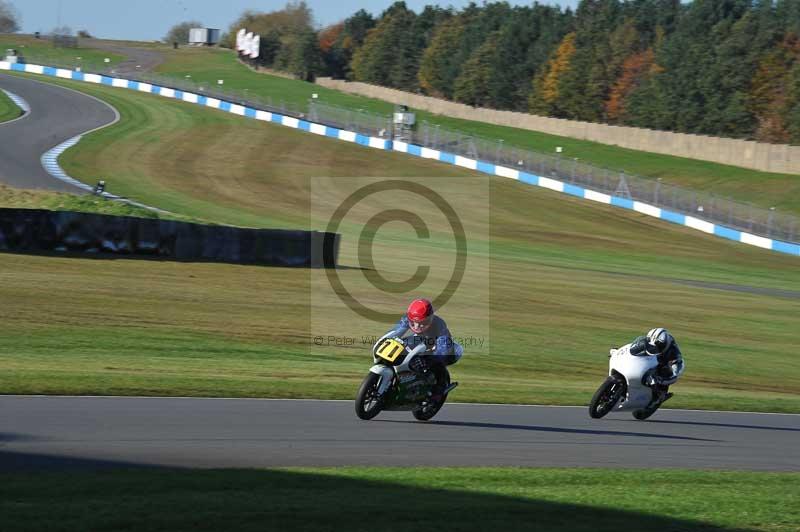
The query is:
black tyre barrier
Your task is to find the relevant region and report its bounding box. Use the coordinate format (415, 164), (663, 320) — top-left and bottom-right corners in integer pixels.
(0, 208), (340, 268)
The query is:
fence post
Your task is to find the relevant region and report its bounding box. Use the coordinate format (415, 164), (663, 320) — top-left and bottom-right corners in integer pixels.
(768, 207), (775, 238)
(673, 187), (678, 213)
(654, 178), (661, 205)
(496, 139), (504, 165)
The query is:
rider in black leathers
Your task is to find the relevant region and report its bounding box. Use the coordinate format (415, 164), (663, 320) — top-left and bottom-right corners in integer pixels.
(629, 327), (685, 404)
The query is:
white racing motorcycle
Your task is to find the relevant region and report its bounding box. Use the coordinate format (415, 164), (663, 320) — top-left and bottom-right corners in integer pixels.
(589, 341), (673, 420)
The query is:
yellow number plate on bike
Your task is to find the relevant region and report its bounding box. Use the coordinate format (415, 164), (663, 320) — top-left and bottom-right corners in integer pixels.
(375, 338), (405, 362)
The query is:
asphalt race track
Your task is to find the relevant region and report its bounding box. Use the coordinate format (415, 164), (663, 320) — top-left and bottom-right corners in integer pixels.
(1, 396), (798, 471)
(0, 73), (117, 192)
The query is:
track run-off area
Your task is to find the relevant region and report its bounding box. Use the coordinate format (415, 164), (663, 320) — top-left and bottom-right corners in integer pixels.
(2, 396), (798, 471)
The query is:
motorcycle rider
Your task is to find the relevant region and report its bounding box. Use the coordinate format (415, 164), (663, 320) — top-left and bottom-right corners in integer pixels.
(382, 298), (462, 401)
(626, 328), (685, 405)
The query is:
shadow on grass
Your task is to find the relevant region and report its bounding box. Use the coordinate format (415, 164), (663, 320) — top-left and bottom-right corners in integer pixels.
(377, 419), (721, 442)
(0, 453), (747, 532)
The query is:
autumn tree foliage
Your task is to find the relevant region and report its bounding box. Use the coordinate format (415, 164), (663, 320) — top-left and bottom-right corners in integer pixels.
(418, 17), (466, 98)
(318, 23), (343, 54)
(529, 32), (576, 116)
(221, 0), (800, 144)
(606, 48), (657, 121)
(319, 10), (375, 79)
(749, 33), (800, 142)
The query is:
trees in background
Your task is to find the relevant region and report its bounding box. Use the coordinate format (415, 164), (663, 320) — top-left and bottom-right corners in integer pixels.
(224, 1), (320, 80)
(163, 21), (202, 44)
(0, 0), (19, 34)
(222, 0), (800, 143)
(318, 9), (375, 79)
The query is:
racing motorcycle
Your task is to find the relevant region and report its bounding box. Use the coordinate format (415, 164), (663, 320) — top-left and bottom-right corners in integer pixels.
(589, 341), (674, 420)
(354, 335), (458, 421)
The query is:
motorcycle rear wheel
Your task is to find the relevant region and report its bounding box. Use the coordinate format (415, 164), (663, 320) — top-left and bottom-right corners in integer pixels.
(633, 405), (659, 420)
(589, 376), (626, 419)
(412, 372), (449, 421)
(355, 372), (384, 420)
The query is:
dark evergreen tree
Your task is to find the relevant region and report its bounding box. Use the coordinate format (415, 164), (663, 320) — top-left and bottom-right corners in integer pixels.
(418, 16), (467, 98)
(453, 32), (501, 107)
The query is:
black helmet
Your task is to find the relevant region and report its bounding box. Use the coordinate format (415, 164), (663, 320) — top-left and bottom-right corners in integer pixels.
(646, 328), (672, 355)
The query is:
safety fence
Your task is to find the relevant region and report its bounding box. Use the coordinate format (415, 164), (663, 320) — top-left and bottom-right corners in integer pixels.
(311, 102), (799, 245)
(2, 59), (797, 256)
(317, 77), (800, 175)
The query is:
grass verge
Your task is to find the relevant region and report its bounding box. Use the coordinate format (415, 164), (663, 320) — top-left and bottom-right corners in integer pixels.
(1, 467), (797, 531)
(0, 184), (173, 218)
(0, 88), (22, 122)
(0, 34), (124, 72)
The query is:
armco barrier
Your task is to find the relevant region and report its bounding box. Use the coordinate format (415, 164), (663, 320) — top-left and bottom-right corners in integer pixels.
(2, 61), (797, 257)
(0, 208), (340, 267)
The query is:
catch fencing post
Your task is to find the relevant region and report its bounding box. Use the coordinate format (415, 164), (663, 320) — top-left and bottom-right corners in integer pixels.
(768, 207), (775, 238)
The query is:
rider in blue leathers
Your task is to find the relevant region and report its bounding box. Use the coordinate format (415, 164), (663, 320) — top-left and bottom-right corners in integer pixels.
(383, 298), (462, 398)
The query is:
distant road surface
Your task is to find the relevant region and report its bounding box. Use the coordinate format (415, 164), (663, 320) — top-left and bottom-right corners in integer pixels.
(1, 396), (797, 471)
(0, 74), (117, 193)
(81, 39), (165, 75)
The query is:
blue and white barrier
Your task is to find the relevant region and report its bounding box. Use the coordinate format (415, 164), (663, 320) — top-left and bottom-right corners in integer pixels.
(3, 60), (797, 257)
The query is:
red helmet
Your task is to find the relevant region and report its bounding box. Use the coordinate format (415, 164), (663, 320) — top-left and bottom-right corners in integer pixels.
(407, 298), (434, 333)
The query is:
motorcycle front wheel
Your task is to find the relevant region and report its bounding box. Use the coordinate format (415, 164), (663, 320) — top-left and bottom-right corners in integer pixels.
(355, 372), (384, 420)
(589, 376), (626, 419)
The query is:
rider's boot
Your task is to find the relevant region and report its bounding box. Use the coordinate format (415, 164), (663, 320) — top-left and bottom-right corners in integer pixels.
(647, 385), (669, 408)
(427, 367), (447, 403)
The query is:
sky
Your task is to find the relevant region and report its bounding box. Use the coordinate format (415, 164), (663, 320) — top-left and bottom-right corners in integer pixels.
(13, 0), (579, 41)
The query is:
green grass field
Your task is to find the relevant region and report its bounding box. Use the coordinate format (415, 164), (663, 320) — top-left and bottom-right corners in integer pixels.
(1, 468), (797, 531)
(0, 184), (176, 218)
(0, 88), (22, 122)
(1, 72), (798, 412)
(146, 45), (800, 216)
(0, 34), (124, 72)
